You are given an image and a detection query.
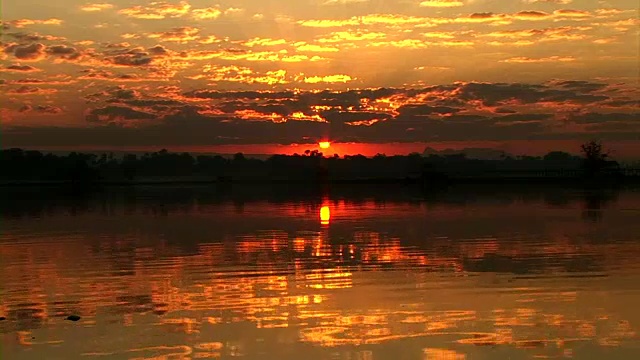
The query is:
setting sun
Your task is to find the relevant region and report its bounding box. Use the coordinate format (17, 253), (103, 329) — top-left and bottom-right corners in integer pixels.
(319, 141), (331, 149)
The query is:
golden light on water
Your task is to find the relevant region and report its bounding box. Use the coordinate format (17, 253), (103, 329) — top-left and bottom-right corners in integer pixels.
(318, 141), (331, 149)
(320, 206), (331, 225)
(2, 196), (640, 358)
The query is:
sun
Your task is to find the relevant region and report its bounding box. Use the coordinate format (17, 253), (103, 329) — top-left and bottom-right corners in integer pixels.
(318, 141), (331, 149)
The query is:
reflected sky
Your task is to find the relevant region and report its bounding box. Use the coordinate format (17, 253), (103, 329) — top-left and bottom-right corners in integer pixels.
(1, 186), (640, 359)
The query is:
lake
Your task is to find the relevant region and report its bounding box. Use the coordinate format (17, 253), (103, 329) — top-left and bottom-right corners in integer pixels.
(1, 185), (639, 359)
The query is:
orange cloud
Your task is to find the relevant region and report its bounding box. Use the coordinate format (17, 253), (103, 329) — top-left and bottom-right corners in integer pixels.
(423, 31), (458, 39)
(514, 11), (552, 20)
(7, 77), (75, 85)
(523, 0), (572, 4)
(303, 74), (353, 84)
(287, 111), (327, 122)
(500, 56), (576, 63)
(190, 66), (289, 85)
(79, 3), (114, 12)
(118, 1), (191, 19)
(251, 70), (288, 85)
(147, 27), (200, 43)
(554, 9), (591, 18)
(18, 104), (64, 114)
(486, 40), (535, 46)
(191, 7), (222, 20)
(593, 37), (617, 44)
(244, 38), (288, 47)
(6, 86), (58, 95)
(419, 0), (464, 7)
(295, 43), (340, 52)
(78, 69), (167, 82)
(7, 18), (63, 28)
(479, 26), (591, 44)
(317, 31), (387, 43)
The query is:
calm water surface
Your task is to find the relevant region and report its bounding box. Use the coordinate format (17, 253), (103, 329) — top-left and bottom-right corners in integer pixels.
(1, 186), (640, 359)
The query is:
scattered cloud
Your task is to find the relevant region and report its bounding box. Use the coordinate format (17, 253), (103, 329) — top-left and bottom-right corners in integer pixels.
(303, 74), (353, 83)
(191, 7), (222, 20)
(6, 86), (58, 95)
(0, 64), (42, 72)
(118, 1), (191, 19)
(419, 1), (464, 8)
(323, 0), (369, 5)
(522, 0), (572, 4)
(5, 18), (63, 28)
(146, 27), (200, 43)
(8, 43), (48, 61)
(79, 3), (114, 12)
(18, 104), (64, 114)
(500, 56), (576, 63)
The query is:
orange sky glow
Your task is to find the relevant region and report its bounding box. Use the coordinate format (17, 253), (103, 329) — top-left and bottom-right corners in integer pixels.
(1, 0), (638, 158)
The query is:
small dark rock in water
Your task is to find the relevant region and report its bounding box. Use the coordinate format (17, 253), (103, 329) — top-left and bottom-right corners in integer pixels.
(66, 315), (81, 321)
(0, 316), (6, 321)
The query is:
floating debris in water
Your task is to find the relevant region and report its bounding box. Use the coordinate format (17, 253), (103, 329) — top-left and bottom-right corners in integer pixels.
(66, 315), (81, 321)
(0, 316), (6, 321)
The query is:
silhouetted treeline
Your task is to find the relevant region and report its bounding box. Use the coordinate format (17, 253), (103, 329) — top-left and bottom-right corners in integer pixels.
(0, 147), (630, 185)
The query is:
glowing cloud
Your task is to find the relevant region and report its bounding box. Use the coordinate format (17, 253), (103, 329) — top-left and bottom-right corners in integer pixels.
(118, 1), (191, 19)
(79, 3), (114, 12)
(420, 0), (464, 7)
(500, 56), (576, 63)
(303, 75), (353, 83)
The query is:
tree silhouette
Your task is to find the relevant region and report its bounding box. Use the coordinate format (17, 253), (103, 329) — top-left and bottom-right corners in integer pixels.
(581, 140), (608, 163)
(0, 147), (630, 185)
(580, 140), (619, 178)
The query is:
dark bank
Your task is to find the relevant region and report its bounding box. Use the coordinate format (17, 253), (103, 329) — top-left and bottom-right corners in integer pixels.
(1, 141), (637, 187)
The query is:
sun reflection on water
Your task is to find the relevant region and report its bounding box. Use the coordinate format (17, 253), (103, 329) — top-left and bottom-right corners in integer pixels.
(320, 205), (331, 225)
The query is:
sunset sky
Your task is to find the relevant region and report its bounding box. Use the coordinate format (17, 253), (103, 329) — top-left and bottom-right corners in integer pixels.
(1, 0), (639, 157)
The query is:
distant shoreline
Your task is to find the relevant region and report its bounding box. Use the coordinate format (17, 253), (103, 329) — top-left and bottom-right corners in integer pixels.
(2, 175), (638, 187)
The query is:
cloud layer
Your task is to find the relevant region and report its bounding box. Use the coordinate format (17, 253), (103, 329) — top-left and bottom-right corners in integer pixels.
(1, 0), (638, 152)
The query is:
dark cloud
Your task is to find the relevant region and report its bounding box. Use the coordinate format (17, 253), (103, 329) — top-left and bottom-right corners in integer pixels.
(10, 43), (47, 60)
(103, 42), (132, 48)
(9, 78), (47, 84)
(18, 104), (32, 113)
(122, 99), (183, 107)
(46, 45), (77, 55)
(569, 112), (639, 124)
(111, 54), (153, 66)
(1, 64), (41, 72)
(108, 87), (141, 100)
(78, 69), (153, 82)
(555, 80), (607, 93)
(603, 99), (640, 108)
(492, 113), (553, 123)
(320, 110), (392, 124)
(4, 82), (639, 147)
(184, 89), (295, 100)
(6, 85), (56, 95)
(148, 45), (170, 55)
(455, 82), (609, 106)
(34, 105), (63, 114)
(17, 104), (63, 114)
(396, 105), (462, 116)
(86, 105), (157, 122)
(101, 46), (154, 67)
